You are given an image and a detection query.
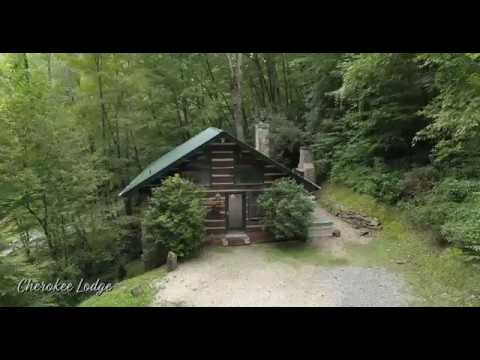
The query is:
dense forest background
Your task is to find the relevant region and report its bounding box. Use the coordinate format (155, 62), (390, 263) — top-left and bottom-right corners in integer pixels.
(1, 53), (479, 306)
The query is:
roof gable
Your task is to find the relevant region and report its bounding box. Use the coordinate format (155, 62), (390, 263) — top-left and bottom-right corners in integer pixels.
(118, 127), (223, 196)
(118, 127), (320, 197)
(220, 132), (320, 192)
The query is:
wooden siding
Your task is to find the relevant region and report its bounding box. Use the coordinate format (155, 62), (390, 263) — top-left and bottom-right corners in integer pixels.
(210, 158), (235, 167)
(145, 134), (305, 241)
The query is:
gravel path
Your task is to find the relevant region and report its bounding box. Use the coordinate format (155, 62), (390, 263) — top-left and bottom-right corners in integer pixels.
(152, 236), (414, 307)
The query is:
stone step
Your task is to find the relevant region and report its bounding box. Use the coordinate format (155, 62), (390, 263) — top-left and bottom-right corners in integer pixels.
(308, 226), (333, 233)
(308, 219), (335, 238)
(227, 238), (251, 246)
(308, 233), (333, 239)
(223, 232), (251, 246)
(308, 230), (333, 238)
(310, 220), (334, 228)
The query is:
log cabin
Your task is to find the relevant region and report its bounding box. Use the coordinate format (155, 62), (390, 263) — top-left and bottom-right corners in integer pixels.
(118, 123), (321, 246)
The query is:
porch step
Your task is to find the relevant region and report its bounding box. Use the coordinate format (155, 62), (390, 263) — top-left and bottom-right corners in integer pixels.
(310, 220), (334, 227)
(222, 232), (251, 246)
(307, 220), (336, 240)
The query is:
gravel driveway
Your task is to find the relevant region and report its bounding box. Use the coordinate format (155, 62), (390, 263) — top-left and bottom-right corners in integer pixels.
(152, 243), (413, 307)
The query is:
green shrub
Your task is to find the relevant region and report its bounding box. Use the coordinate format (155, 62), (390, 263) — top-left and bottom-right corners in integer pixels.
(314, 159), (331, 183)
(441, 216), (480, 248)
(0, 256), (28, 306)
(434, 178), (480, 203)
(440, 202), (480, 245)
(405, 198), (453, 235)
(401, 166), (440, 198)
(331, 162), (405, 204)
(143, 175), (207, 258)
(142, 240), (168, 271)
(406, 177), (480, 256)
(331, 163), (377, 196)
(374, 172), (404, 204)
(258, 178), (315, 241)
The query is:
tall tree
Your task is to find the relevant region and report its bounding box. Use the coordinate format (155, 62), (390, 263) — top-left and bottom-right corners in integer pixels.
(226, 53), (245, 141)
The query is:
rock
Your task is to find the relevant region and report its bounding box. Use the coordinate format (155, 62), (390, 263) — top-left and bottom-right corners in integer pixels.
(395, 260), (406, 265)
(157, 284), (166, 290)
(360, 230), (370, 236)
(166, 251), (178, 272)
(131, 285), (144, 297)
(1, 248), (14, 257)
(332, 229), (341, 237)
(336, 210), (381, 230)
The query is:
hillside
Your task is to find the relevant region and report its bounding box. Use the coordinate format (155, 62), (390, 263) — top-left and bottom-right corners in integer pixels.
(79, 266), (165, 307)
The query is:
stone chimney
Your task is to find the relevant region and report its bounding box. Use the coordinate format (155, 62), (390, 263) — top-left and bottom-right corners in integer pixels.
(297, 146), (315, 183)
(255, 121), (270, 157)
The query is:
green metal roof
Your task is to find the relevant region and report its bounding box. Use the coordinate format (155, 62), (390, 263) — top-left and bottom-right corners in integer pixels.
(118, 127), (223, 197)
(119, 126), (321, 197)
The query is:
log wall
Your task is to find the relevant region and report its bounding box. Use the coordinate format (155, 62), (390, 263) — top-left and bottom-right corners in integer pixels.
(144, 134), (300, 242)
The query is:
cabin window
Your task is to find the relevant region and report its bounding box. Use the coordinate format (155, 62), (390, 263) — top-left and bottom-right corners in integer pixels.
(180, 152), (210, 185)
(182, 168), (210, 185)
(234, 165), (263, 184)
(248, 192), (263, 219)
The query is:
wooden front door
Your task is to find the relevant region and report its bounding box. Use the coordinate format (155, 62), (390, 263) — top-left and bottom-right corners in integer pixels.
(227, 193), (245, 230)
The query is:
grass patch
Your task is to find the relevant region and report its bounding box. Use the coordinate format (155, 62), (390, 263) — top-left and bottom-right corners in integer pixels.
(125, 259), (146, 279)
(79, 266), (166, 307)
(320, 182), (480, 307)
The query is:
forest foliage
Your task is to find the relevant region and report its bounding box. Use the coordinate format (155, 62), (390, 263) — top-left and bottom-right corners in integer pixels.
(1, 53), (480, 306)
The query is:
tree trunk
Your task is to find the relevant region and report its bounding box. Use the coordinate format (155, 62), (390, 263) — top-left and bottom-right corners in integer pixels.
(94, 54), (108, 147)
(47, 53), (52, 83)
(23, 53), (30, 84)
(227, 53), (245, 141)
(204, 55), (234, 123)
(24, 195), (55, 258)
(130, 130), (143, 171)
(14, 217), (31, 261)
(252, 53), (267, 108)
(265, 53), (281, 111)
(281, 53), (290, 113)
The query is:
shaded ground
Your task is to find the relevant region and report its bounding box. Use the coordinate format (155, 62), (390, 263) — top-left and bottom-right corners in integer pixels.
(152, 205), (414, 307)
